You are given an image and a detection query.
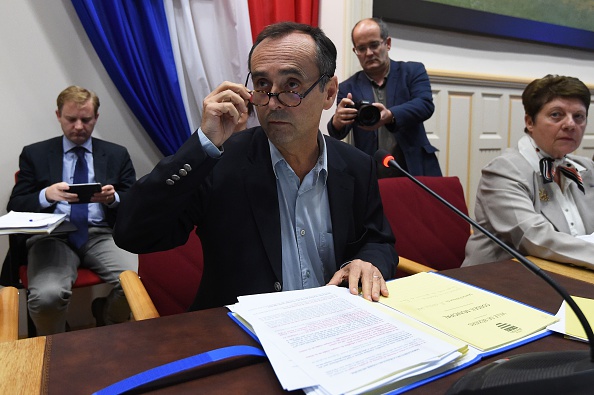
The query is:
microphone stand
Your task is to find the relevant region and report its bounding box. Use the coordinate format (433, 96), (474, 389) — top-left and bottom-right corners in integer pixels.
(374, 149), (594, 394)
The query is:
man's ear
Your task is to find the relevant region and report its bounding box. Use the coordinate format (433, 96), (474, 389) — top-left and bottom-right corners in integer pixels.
(323, 76), (339, 110)
(525, 114), (534, 134)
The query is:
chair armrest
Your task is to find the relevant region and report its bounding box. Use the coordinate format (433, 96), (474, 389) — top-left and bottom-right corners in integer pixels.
(521, 256), (594, 286)
(396, 257), (436, 276)
(119, 270), (160, 321)
(0, 286), (19, 342)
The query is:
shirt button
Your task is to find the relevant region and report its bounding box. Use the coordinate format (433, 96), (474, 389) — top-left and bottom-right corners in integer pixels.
(300, 229), (306, 236)
(305, 270), (310, 278)
(274, 282), (282, 292)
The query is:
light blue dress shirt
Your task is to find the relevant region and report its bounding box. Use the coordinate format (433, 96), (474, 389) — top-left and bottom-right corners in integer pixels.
(38, 136), (118, 226)
(197, 129), (336, 290)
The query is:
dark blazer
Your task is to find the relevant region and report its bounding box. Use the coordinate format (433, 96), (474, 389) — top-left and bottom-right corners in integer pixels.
(328, 60), (441, 176)
(114, 128), (398, 310)
(8, 136), (136, 227)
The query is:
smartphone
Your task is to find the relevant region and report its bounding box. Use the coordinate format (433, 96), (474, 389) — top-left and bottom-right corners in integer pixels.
(68, 183), (102, 204)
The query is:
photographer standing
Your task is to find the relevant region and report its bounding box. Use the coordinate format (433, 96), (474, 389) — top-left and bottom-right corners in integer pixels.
(327, 18), (441, 177)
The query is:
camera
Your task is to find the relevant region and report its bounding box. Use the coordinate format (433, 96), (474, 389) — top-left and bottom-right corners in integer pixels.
(346, 100), (381, 126)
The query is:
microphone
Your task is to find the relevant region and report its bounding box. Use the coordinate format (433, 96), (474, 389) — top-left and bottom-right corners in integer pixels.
(374, 149), (594, 395)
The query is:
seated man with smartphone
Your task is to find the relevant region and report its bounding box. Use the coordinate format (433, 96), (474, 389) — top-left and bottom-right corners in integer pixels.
(7, 85), (137, 335)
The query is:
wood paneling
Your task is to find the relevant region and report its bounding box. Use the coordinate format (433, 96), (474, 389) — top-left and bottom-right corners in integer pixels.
(427, 70), (594, 217)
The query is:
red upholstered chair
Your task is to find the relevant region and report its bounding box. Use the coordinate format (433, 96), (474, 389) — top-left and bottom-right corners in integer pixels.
(128, 229), (203, 318)
(9, 234), (105, 336)
(3, 171), (105, 336)
(378, 176), (471, 277)
(7, 171), (103, 291)
(18, 266), (103, 290)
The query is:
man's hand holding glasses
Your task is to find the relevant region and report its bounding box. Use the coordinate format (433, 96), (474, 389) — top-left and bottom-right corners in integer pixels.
(201, 81), (251, 147)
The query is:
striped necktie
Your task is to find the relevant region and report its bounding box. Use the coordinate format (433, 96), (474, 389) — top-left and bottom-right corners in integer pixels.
(539, 157), (585, 194)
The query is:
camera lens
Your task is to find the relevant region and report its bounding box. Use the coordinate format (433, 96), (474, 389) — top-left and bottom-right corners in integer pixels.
(357, 104), (381, 126)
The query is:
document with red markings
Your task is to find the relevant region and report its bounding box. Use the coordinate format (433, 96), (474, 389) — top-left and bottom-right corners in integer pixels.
(228, 272), (556, 395)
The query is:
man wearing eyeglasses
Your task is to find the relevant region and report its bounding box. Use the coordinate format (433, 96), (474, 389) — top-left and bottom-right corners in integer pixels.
(114, 22), (398, 311)
(328, 18), (441, 178)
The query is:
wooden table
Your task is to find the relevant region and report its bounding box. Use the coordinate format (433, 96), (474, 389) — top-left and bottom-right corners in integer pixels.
(524, 255), (594, 285)
(408, 260), (594, 394)
(2, 260), (592, 394)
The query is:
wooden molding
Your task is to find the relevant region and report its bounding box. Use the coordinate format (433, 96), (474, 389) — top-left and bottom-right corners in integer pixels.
(428, 69), (594, 91)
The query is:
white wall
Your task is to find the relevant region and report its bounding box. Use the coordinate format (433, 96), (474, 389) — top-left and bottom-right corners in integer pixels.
(0, 1), (163, 266)
(319, 0), (372, 136)
(1, 0), (594, 267)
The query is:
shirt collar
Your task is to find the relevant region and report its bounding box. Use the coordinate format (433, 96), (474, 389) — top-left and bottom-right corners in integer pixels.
(63, 136), (93, 154)
(364, 62), (391, 88)
(269, 131), (328, 184)
(518, 134), (585, 174)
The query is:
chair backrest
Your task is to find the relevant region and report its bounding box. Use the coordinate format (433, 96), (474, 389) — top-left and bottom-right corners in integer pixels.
(137, 230), (203, 316)
(378, 176), (470, 274)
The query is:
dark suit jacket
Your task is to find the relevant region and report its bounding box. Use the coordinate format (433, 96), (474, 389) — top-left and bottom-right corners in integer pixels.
(8, 136), (136, 227)
(327, 60), (441, 176)
(114, 128), (398, 310)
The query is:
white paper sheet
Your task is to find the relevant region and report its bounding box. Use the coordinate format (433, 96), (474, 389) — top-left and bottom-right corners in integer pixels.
(234, 286), (462, 395)
(0, 211), (66, 234)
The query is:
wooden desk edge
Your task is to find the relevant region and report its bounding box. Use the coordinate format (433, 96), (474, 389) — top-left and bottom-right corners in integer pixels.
(518, 256), (594, 285)
(0, 336), (46, 395)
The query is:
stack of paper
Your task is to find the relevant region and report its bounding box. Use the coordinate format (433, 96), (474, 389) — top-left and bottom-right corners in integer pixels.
(549, 296), (594, 342)
(0, 211), (67, 235)
(382, 272), (557, 351)
(229, 272), (558, 394)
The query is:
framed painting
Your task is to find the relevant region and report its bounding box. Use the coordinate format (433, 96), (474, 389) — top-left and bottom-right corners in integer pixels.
(373, 0), (594, 52)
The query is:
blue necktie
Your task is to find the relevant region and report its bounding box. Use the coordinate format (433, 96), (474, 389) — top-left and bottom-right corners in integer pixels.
(69, 147), (89, 248)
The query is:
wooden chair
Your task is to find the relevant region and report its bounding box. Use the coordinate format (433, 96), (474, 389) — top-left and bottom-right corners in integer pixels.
(1, 171), (106, 336)
(378, 177), (594, 281)
(378, 176), (471, 276)
(18, 265), (103, 292)
(0, 286), (19, 342)
(119, 271), (159, 320)
(120, 230), (203, 320)
(6, 234), (105, 336)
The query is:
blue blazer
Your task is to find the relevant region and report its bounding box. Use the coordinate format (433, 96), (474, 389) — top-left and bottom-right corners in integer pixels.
(328, 60), (441, 176)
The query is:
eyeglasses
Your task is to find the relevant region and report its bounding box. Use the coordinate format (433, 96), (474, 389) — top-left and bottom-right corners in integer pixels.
(244, 73), (328, 107)
(353, 40), (386, 55)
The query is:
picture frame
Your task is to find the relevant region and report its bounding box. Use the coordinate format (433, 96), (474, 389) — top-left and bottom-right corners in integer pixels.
(373, 0), (594, 52)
